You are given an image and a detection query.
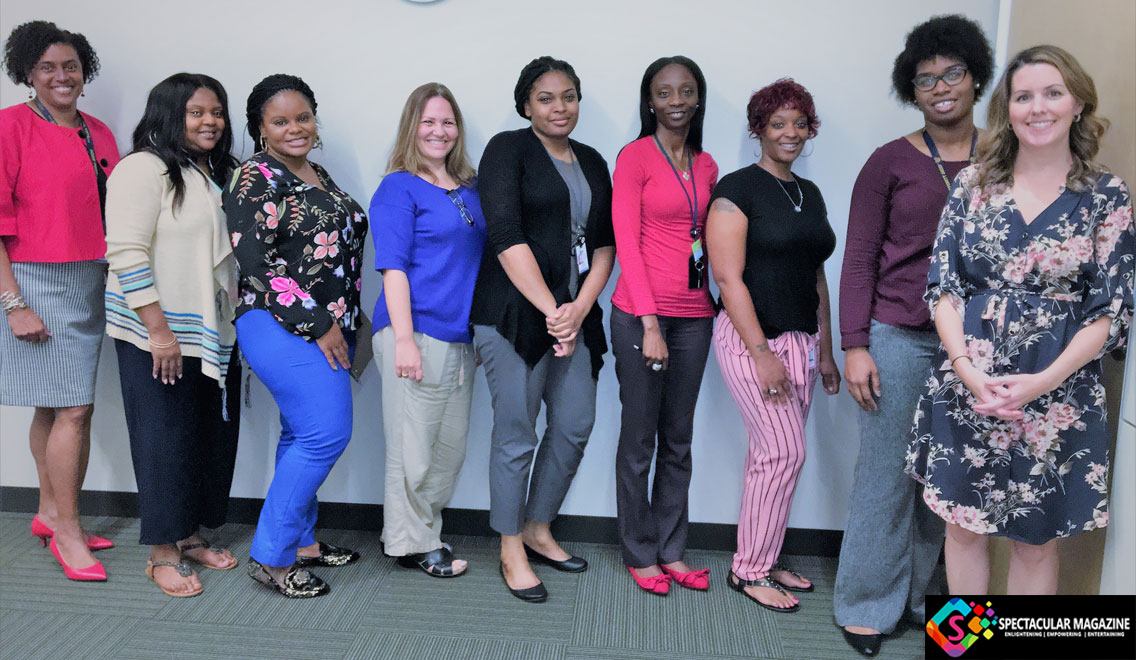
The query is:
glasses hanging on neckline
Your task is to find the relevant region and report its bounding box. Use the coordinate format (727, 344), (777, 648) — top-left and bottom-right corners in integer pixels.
(446, 189), (475, 226)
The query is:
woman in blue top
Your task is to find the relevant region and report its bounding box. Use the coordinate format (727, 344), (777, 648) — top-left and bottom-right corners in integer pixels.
(370, 83), (486, 578)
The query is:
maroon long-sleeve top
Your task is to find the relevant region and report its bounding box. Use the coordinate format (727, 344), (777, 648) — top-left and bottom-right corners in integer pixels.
(838, 137), (969, 349)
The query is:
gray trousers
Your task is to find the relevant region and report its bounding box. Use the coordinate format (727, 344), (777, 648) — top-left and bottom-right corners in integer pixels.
(833, 320), (945, 633)
(473, 325), (596, 536)
(610, 307), (712, 567)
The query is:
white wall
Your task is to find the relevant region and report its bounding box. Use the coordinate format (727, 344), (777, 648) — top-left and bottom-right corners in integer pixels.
(0, 0), (1001, 529)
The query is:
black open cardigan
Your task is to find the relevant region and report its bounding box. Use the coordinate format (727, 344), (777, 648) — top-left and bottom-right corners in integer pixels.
(470, 127), (614, 379)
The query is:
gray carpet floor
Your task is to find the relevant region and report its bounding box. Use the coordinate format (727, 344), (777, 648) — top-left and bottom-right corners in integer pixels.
(0, 513), (925, 660)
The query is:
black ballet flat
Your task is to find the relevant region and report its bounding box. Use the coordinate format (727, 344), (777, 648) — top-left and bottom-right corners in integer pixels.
(841, 628), (883, 657)
(295, 541), (359, 568)
(499, 562), (547, 602)
(523, 544), (587, 573)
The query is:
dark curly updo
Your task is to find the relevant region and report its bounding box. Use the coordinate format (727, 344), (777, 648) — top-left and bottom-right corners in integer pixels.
(513, 56), (580, 119)
(3, 20), (100, 85)
(892, 14), (993, 106)
(245, 73), (318, 145)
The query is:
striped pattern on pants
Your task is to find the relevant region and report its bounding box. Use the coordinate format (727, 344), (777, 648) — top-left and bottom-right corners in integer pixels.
(713, 311), (818, 580)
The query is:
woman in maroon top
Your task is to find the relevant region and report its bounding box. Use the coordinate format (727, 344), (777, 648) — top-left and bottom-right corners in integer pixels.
(833, 15), (994, 657)
(0, 21), (119, 582)
(610, 56), (717, 595)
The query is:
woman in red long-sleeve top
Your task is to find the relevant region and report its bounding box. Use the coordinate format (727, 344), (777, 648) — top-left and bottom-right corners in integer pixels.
(610, 56), (718, 596)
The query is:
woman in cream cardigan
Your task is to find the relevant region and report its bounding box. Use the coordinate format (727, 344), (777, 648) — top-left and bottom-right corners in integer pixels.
(105, 73), (241, 598)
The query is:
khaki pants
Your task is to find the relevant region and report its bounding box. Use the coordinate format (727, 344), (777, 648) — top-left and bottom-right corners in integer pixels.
(374, 326), (474, 556)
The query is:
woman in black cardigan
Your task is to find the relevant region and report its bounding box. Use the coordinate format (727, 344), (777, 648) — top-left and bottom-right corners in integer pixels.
(471, 56), (615, 603)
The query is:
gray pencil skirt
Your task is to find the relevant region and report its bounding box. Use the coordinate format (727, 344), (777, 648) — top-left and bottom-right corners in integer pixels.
(0, 261), (107, 407)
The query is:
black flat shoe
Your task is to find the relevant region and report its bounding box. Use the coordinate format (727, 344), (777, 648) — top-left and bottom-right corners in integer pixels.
(841, 628), (883, 657)
(247, 558), (329, 598)
(396, 546), (467, 578)
(295, 541), (359, 568)
(500, 562), (547, 602)
(523, 544), (587, 573)
(726, 571), (799, 613)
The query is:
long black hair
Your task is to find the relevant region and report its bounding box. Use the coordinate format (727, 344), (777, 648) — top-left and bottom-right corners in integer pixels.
(130, 72), (236, 210)
(637, 56), (706, 153)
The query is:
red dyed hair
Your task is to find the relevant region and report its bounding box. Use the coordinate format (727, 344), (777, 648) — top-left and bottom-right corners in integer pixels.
(746, 78), (820, 139)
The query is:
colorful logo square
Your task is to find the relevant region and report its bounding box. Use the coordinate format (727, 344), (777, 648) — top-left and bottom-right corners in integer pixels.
(927, 598), (998, 657)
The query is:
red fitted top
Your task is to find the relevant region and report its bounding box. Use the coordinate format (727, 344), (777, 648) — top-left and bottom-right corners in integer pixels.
(611, 137), (717, 318)
(0, 104), (120, 262)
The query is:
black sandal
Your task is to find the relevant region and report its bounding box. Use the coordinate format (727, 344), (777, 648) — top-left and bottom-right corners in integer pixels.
(396, 546), (467, 578)
(247, 558), (330, 598)
(727, 571), (800, 613)
(770, 562), (814, 593)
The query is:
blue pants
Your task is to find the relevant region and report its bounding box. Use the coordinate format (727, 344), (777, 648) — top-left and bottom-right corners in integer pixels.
(237, 310), (355, 567)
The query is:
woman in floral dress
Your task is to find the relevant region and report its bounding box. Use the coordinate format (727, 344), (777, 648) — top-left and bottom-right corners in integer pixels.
(906, 45), (1134, 595)
(225, 74), (368, 598)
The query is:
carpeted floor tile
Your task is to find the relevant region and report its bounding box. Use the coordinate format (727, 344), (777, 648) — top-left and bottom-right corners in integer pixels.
(344, 630), (565, 660)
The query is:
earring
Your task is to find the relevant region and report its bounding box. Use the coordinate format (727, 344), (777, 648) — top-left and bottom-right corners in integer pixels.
(313, 134), (324, 150)
(1074, 112), (1082, 122)
(80, 91), (85, 97)
(802, 139), (816, 158)
(649, 108), (655, 114)
(259, 135), (267, 152)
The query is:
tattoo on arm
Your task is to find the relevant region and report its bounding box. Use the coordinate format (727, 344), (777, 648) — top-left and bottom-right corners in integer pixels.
(711, 198), (738, 213)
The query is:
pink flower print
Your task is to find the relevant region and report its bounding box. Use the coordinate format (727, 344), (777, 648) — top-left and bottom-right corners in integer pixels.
(269, 276), (311, 308)
(256, 162), (275, 181)
(1064, 235), (1092, 263)
(1045, 402), (1080, 431)
(355, 278), (362, 291)
(987, 187), (1013, 209)
(963, 445), (987, 468)
(986, 427), (1015, 452)
(231, 232), (242, 248)
(1001, 251), (1032, 284)
(1095, 203), (1131, 265)
(951, 505), (996, 534)
(313, 231), (339, 259)
(966, 338), (995, 373)
(327, 297), (346, 319)
(263, 202), (279, 229)
(242, 291), (257, 306)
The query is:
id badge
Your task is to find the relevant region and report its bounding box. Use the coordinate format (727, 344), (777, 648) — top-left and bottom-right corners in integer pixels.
(691, 238), (704, 261)
(574, 240), (590, 274)
(808, 347), (816, 369)
(688, 254), (705, 289)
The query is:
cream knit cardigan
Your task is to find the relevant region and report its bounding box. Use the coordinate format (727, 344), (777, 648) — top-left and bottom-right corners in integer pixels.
(104, 151), (237, 383)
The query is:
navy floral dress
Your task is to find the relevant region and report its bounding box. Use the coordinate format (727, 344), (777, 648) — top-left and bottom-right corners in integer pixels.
(224, 153), (368, 341)
(905, 166), (1134, 544)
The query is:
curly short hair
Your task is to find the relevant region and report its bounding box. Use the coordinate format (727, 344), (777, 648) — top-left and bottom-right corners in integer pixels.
(892, 14), (993, 106)
(3, 20), (99, 86)
(513, 56), (581, 119)
(245, 73), (318, 146)
(747, 78), (819, 139)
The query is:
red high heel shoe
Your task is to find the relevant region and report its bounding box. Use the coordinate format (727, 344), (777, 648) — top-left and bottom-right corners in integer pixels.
(31, 515), (115, 551)
(49, 536), (107, 581)
(660, 565), (710, 591)
(628, 566), (671, 595)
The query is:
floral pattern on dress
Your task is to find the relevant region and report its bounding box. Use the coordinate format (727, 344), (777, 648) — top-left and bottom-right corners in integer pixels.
(905, 166), (1134, 544)
(224, 152), (368, 340)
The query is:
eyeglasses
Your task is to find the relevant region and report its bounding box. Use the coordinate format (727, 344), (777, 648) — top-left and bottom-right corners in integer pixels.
(912, 66), (969, 92)
(447, 189), (475, 227)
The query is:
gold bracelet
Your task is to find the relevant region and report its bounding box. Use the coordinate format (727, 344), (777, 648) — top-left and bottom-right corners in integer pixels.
(950, 355), (970, 369)
(149, 335), (178, 349)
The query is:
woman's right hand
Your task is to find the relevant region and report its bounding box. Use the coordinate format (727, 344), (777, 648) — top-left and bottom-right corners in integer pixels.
(6, 307), (50, 343)
(553, 336), (577, 358)
(641, 320), (668, 371)
(317, 323), (351, 371)
(149, 329), (183, 384)
(844, 347), (880, 412)
(394, 336), (423, 382)
(751, 347), (791, 405)
(954, 360), (1004, 413)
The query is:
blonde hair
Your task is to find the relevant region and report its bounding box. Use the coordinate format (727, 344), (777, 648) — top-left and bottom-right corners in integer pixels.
(976, 44), (1108, 191)
(386, 82), (475, 186)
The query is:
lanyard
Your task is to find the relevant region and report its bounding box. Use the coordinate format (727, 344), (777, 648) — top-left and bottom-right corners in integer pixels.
(922, 129), (977, 191)
(33, 97), (102, 181)
(652, 135), (699, 239)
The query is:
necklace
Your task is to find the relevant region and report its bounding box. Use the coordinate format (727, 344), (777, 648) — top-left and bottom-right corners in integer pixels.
(774, 175), (803, 212)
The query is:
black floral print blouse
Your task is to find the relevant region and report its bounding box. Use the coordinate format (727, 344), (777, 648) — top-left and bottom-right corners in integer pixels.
(224, 152), (369, 341)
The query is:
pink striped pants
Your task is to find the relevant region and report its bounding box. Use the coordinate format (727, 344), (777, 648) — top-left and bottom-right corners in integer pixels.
(713, 311), (818, 580)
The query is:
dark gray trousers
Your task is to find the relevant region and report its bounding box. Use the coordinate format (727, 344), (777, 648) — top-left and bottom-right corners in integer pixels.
(610, 307), (712, 567)
(833, 321), (945, 633)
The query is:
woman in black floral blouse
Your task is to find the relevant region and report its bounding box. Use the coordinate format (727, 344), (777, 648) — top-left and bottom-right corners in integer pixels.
(224, 74), (368, 598)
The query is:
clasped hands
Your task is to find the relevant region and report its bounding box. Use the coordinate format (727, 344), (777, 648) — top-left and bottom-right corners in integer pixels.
(546, 301), (584, 357)
(960, 364), (1056, 420)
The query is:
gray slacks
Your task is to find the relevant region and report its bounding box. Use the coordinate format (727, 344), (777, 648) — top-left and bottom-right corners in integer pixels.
(610, 307), (712, 567)
(833, 320), (945, 633)
(473, 325), (596, 536)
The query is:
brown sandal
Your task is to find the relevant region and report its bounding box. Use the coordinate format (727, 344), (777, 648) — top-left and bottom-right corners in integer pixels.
(178, 539), (238, 571)
(145, 559), (203, 598)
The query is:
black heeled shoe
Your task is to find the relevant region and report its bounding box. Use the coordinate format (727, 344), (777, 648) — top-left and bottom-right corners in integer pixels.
(499, 562), (547, 602)
(841, 628), (883, 657)
(523, 544), (587, 573)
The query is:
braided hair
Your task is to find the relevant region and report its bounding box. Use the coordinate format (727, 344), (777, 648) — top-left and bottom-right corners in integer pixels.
(513, 56), (580, 119)
(245, 73), (317, 145)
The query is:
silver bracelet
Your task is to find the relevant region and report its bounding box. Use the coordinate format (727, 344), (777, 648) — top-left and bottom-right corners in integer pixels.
(1, 291), (29, 314)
